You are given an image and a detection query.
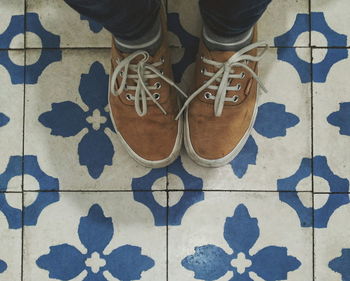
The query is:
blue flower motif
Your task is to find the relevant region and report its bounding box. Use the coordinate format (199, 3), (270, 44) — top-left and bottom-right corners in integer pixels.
(0, 259), (7, 274)
(167, 12), (199, 83)
(39, 62), (115, 179)
(37, 204), (155, 280)
(182, 204), (301, 280)
(230, 136), (258, 179)
(329, 249), (350, 281)
(275, 12), (348, 83)
(132, 157), (204, 226)
(0, 155), (59, 229)
(254, 103), (300, 138)
(328, 102), (350, 136)
(230, 102), (300, 178)
(80, 15), (103, 33)
(0, 13), (61, 84)
(278, 155), (350, 228)
(0, 113), (10, 128)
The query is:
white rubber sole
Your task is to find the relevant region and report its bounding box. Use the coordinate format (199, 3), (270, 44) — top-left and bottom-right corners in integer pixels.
(184, 95), (259, 168)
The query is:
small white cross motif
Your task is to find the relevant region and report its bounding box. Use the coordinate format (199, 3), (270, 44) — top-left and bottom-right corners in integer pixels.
(231, 252), (252, 274)
(86, 109), (107, 131)
(85, 252), (106, 273)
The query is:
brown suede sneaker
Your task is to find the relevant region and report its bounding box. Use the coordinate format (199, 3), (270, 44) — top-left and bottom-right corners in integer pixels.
(108, 13), (187, 168)
(177, 28), (268, 168)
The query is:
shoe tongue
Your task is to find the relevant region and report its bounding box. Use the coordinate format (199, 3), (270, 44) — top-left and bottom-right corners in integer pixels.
(209, 49), (237, 63)
(203, 47), (247, 100)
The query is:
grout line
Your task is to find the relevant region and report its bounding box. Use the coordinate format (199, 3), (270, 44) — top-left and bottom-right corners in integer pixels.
(166, 183), (169, 281)
(6, 190), (350, 194)
(309, 0), (312, 48)
(21, 0), (27, 280)
(307, 1), (316, 279)
(310, 45), (316, 281)
(165, 1), (169, 279)
(14, 189), (316, 193)
(2, 46), (350, 51)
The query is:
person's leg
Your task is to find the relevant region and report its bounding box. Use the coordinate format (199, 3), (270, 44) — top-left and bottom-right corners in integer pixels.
(200, 0), (272, 37)
(65, 0), (162, 53)
(64, 0), (160, 40)
(199, 0), (272, 50)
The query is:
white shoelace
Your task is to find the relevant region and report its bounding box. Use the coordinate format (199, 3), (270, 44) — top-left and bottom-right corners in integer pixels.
(175, 42), (269, 120)
(111, 50), (187, 117)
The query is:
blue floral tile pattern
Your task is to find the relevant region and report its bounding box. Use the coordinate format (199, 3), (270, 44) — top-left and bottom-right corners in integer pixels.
(0, 113), (10, 128)
(329, 249), (350, 280)
(0, 13), (61, 84)
(2, 1), (350, 280)
(230, 102), (300, 178)
(39, 61), (115, 179)
(275, 12), (348, 83)
(167, 12), (199, 83)
(0, 259), (7, 274)
(37, 204), (155, 280)
(0, 155), (59, 229)
(132, 157), (204, 226)
(314, 194), (350, 281)
(80, 15), (103, 33)
(278, 155), (350, 228)
(0, 192), (22, 280)
(328, 102), (350, 136)
(230, 136), (258, 179)
(182, 204), (301, 280)
(0, 15), (24, 49)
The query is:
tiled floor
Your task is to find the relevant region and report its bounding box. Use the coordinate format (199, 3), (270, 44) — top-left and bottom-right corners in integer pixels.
(0, 0), (350, 280)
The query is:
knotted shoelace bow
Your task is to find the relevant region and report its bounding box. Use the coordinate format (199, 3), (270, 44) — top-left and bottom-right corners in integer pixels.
(175, 42), (269, 120)
(111, 50), (188, 117)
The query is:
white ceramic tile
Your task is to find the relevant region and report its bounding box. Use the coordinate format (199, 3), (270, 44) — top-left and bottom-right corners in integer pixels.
(314, 194), (350, 281)
(23, 191), (166, 281)
(311, 0), (350, 47)
(0, 0), (25, 49)
(24, 49), (166, 190)
(259, 0), (310, 47)
(0, 193), (22, 281)
(313, 48), (350, 190)
(0, 50), (24, 191)
(168, 191), (313, 281)
(167, 48), (311, 191)
(167, 0), (309, 47)
(26, 0), (110, 48)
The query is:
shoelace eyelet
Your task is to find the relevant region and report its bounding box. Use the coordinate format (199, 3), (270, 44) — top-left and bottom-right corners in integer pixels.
(126, 93), (132, 101)
(236, 84), (241, 90)
(155, 82), (161, 89)
(233, 95), (239, 102)
(200, 68), (205, 74)
(204, 92), (212, 99)
(119, 71), (124, 77)
(160, 56), (165, 63)
(241, 72), (245, 78)
(200, 55), (204, 60)
(160, 70), (164, 75)
(153, 93), (161, 100)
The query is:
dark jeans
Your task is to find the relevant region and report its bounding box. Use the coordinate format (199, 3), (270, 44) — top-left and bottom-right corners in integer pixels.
(64, 0), (272, 40)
